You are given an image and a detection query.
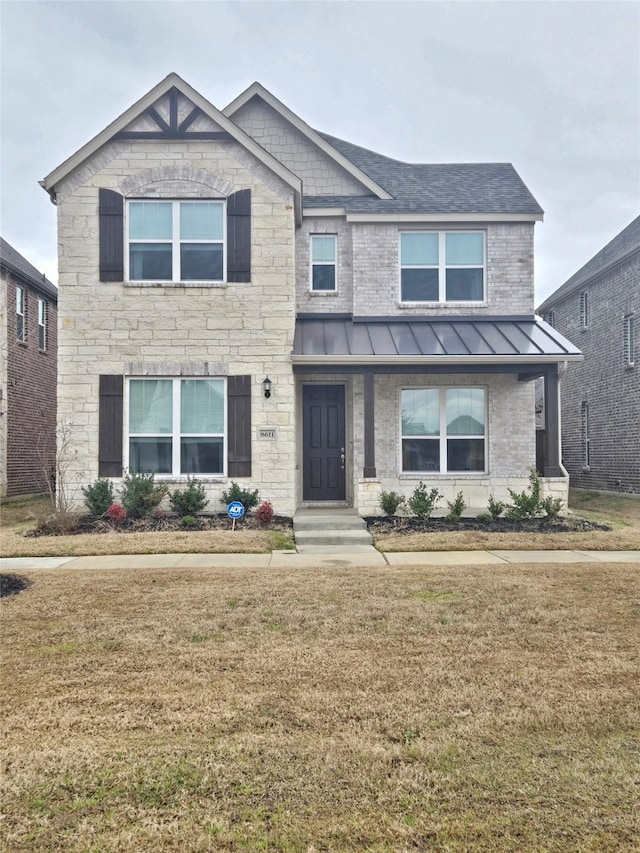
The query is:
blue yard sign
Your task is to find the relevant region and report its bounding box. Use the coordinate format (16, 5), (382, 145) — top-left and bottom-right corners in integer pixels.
(227, 501), (245, 528)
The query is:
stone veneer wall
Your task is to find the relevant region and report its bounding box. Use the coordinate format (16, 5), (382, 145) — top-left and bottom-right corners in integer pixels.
(295, 218), (353, 313)
(56, 139), (299, 515)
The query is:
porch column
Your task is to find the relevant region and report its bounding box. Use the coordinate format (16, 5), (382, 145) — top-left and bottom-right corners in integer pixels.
(543, 364), (563, 477)
(363, 370), (376, 477)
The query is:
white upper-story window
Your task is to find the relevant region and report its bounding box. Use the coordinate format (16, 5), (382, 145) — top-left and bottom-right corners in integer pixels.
(401, 387), (487, 473)
(310, 235), (337, 291)
(126, 200), (225, 282)
(38, 298), (47, 350)
(16, 285), (25, 342)
(400, 231), (485, 303)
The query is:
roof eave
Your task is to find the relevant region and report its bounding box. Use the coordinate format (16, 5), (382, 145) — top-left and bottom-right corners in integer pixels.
(291, 354), (583, 366)
(223, 82), (394, 201)
(346, 212), (544, 223)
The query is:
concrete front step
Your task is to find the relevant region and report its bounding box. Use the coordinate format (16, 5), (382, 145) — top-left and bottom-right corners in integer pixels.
(293, 508), (374, 551)
(294, 529), (373, 548)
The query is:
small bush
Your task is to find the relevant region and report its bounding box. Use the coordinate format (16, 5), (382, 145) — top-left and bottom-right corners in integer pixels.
(82, 478), (115, 517)
(540, 496), (564, 519)
(221, 482), (260, 512)
(408, 482), (442, 520)
(107, 503), (127, 528)
(255, 500), (274, 525)
(379, 490), (406, 516)
(170, 477), (208, 517)
(506, 469), (543, 521)
(476, 512), (493, 523)
(487, 495), (506, 521)
(444, 513), (460, 523)
(120, 471), (167, 519)
(446, 491), (466, 519)
(180, 515), (199, 528)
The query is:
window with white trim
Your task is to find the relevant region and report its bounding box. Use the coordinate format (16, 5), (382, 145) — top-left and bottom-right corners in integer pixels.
(127, 378), (225, 475)
(127, 200), (225, 282)
(401, 387), (486, 473)
(579, 290), (589, 329)
(38, 298), (47, 350)
(624, 314), (635, 366)
(16, 285), (25, 342)
(400, 231), (485, 302)
(310, 235), (337, 291)
(581, 401), (590, 466)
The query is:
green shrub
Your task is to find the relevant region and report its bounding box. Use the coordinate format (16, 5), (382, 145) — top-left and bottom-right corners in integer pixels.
(446, 491), (466, 519)
(120, 471), (168, 519)
(408, 482), (442, 520)
(540, 496), (564, 519)
(170, 477), (208, 516)
(379, 490), (406, 516)
(82, 478), (114, 516)
(180, 515), (199, 528)
(487, 495), (506, 521)
(476, 512), (493, 523)
(505, 469), (542, 521)
(220, 481), (260, 512)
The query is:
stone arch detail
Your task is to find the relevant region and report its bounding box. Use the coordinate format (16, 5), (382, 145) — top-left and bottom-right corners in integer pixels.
(119, 166), (233, 197)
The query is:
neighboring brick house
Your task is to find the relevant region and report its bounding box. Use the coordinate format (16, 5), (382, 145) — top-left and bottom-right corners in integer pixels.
(0, 238), (58, 497)
(537, 216), (639, 494)
(40, 74), (580, 516)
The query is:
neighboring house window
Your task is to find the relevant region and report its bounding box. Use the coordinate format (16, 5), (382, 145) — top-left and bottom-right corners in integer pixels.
(579, 290), (589, 329)
(127, 200), (225, 282)
(16, 285), (25, 341)
(400, 231), (484, 302)
(310, 235), (337, 291)
(624, 314), (635, 366)
(127, 378), (225, 475)
(545, 310), (556, 328)
(401, 387), (486, 472)
(581, 402), (590, 467)
(38, 298), (47, 350)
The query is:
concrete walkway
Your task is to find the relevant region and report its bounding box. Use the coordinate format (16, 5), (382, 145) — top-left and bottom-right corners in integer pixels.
(2, 549), (639, 571)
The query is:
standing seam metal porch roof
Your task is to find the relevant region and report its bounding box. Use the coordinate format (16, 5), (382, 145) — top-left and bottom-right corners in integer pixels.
(292, 317), (582, 363)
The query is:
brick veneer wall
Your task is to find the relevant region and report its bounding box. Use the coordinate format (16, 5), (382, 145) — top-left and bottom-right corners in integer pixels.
(3, 270), (58, 497)
(549, 254), (639, 493)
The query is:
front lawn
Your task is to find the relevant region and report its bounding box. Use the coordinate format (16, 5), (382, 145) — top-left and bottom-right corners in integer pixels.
(2, 563), (638, 851)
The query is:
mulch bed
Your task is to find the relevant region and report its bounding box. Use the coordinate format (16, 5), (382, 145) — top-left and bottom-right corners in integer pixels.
(25, 513), (294, 538)
(365, 515), (611, 536)
(0, 574), (32, 598)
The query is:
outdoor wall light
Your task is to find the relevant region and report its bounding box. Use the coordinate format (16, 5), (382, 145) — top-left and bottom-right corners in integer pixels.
(263, 376), (272, 398)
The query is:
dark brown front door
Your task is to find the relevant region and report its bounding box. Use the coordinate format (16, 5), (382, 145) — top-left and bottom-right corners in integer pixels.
(303, 384), (346, 501)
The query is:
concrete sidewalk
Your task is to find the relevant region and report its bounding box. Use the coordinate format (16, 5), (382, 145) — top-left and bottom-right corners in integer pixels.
(2, 549), (639, 571)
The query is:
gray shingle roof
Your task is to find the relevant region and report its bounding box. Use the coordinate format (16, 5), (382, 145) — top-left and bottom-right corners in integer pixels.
(293, 316), (580, 362)
(538, 215), (640, 312)
(304, 132), (544, 216)
(0, 237), (57, 301)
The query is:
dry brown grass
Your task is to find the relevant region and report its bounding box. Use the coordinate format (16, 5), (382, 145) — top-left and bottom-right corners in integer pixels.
(2, 563), (639, 851)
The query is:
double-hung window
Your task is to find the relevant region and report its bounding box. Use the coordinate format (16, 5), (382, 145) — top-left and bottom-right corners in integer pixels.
(624, 314), (635, 366)
(38, 298), (47, 350)
(127, 200), (225, 282)
(400, 231), (485, 302)
(310, 235), (337, 291)
(127, 378), (225, 475)
(401, 388), (486, 473)
(16, 285), (25, 342)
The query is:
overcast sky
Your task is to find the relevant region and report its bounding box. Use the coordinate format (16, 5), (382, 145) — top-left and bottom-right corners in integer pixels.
(1, 0), (638, 303)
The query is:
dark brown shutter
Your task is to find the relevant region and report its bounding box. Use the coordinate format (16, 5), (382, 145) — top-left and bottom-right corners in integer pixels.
(99, 188), (124, 282)
(99, 375), (123, 476)
(227, 375), (252, 477)
(227, 189), (251, 283)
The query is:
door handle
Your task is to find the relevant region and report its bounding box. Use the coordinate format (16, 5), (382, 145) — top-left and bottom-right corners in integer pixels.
(340, 447), (345, 469)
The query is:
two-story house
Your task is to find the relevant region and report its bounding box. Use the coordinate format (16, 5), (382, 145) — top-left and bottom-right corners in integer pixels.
(537, 216), (639, 494)
(1, 238), (58, 498)
(41, 74), (580, 517)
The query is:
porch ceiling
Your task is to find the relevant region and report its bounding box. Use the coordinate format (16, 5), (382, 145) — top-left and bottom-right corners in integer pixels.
(292, 315), (582, 366)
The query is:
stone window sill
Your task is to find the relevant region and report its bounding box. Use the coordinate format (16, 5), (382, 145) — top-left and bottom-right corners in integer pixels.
(123, 281), (231, 289)
(309, 290), (339, 297)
